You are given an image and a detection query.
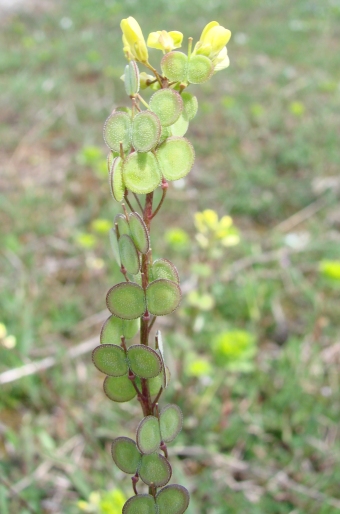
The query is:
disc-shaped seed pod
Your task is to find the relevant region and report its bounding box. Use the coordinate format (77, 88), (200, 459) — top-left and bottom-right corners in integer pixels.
(146, 279), (181, 316)
(103, 375), (137, 402)
(170, 114), (189, 137)
(159, 404), (183, 443)
(139, 453), (172, 487)
(181, 92), (198, 121)
(119, 234), (140, 275)
(103, 111), (131, 153)
(159, 125), (172, 144)
(123, 494), (157, 514)
(156, 137), (195, 182)
(106, 282), (146, 320)
(100, 315), (139, 344)
(148, 372), (163, 395)
(109, 157), (125, 202)
(187, 54), (214, 84)
(109, 228), (121, 267)
(132, 111), (161, 152)
(149, 89), (183, 127)
(123, 151), (162, 195)
(136, 415), (162, 454)
(128, 212), (150, 254)
(111, 437), (141, 474)
(156, 484), (190, 514)
(124, 60), (140, 97)
(127, 345), (162, 379)
(92, 344), (128, 377)
(114, 213), (130, 237)
(151, 259), (180, 283)
(161, 51), (188, 83)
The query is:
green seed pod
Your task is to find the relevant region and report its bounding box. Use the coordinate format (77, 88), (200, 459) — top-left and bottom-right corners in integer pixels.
(109, 157), (125, 202)
(92, 344), (128, 377)
(181, 92), (198, 121)
(156, 484), (190, 514)
(187, 54), (213, 84)
(124, 60), (140, 97)
(123, 318), (140, 339)
(123, 495), (157, 514)
(156, 136), (195, 182)
(129, 212), (150, 254)
(136, 415), (161, 454)
(111, 437), (142, 474)
(149, 89), (183, 127)
(159, 404), (183, 443)
(103, 111), (131, 153)
(127, 344), (162, 379)
(109, 228), (121, 267)
(151, 258), (179, 283)
(161, 51), (188, 83)
(146, 279), (182, 316)
(103, 375), (137, 402)
(114, 214), (130, 237)
(159, 125), (172, 144)
(106, 282), (146, 320)
(132, 111), (161, 152)
(148, 372), (164, 395)
(119, 234), (140, 275)
(139, 453), (172, 487)
(170, 114), (189, 137)
(123, 151), (162, 195)
(100, 315), (122, 345)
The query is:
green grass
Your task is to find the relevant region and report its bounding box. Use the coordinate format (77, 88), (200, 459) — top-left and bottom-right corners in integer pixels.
(1, 0), (340, 512)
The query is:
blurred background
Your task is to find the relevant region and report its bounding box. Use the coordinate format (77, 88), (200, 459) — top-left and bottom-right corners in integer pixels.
(1, 0), (340, 512)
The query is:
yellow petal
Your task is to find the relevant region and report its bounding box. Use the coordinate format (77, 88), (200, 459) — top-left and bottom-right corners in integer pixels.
(168, 31), (183, 48)
(200, 21), (219, 42)
(120, 17), (148, 62)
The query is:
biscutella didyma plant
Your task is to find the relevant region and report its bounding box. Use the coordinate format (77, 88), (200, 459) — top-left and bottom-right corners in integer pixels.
(92, 17), (231, 513)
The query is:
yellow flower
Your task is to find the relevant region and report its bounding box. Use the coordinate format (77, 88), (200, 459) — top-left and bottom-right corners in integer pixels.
(120, 17), (148, 62)
(194, 21), (231, 60)
(212, 46), (230, 72)
(147, 30), (183, 53)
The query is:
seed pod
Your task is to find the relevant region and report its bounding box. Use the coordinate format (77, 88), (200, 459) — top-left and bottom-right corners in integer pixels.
(139, 453), (172, 487)
(114, 214), (130, 236)
(149, 89), (183, 127)
(103, 111), (131, 153)
(124, 60), (140, 96)
(92, 344), (128, 377)
(159, 404), (183, 443)
(128, 212), (150, 254)
(146, 279), (181, 316)
(123, 495), (157, 514)
(181, 92), (198, 120)
(156, 484), (190, 514)
(150, 259), (180, 283)
(132, 111), (161, 152)
(109, 157), (125, 202)
(136, 415), (161, 454)
(106, 282), (146, 320)
(156, 136), (195, 182)
(170, 114), (189, 137)
(187, 54), (213, 84)
(123, 151), (162, 195)
(127, 345), (162, 379)
(111, 437), (141, 474)
(119, 234), (140, 275)
(103, 375), (137, 402)
(161, 51), (188, 82)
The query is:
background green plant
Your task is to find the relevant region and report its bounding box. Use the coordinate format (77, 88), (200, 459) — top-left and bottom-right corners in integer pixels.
(1, 0), (340, 513)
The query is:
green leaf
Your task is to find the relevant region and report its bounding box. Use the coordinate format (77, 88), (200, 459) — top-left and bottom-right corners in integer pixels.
(161, 52), (188, 83)
(123, 495), (157, 514)
(114, 214), (130, 237)
(149, 89), (183, 127)
(132, 111), (161, 152)
(181, 92), (198, 121)
(111, 437), (141, 474)
(127, 344), (162, 379)
(159, 404), (183, 443)
(139, 453), (172, 487)
(124, 60), (140, 96)
(109, 228), (121, 267)
(92, 344), (128, 377)
(156, 137), (195, 182)
(103, 111), (131, 153)
(100, 315), (123, 345)
(187, 55), (213, 84)
(136, 416), (161, 454)
(119, 234), (140, 275)
(156, 484), (189, 514)
(106, 282), (146, 320)
(129, 212), (150, 254)
(123, 151), (162, 195)
(104, 375), (137, 402)
(151, 259), (179, 283)
(109, 157), (125, 202)
(146, 279), (181, 316)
